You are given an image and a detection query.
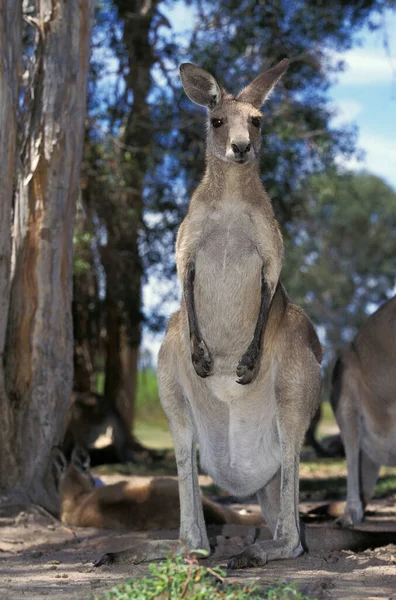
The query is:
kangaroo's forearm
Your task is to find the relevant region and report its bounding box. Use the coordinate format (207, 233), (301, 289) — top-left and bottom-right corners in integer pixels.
(184, 261), (200, 342)
(252, 269), (271, 350)
(236, 268), (270, 384)
(184, 261), (213, 378)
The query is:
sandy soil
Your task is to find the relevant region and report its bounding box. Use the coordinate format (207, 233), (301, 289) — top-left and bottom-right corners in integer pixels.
(0, 476), (395, 600)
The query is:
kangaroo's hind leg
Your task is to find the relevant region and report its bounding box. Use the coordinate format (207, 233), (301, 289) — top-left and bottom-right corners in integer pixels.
(361, 450), (380, 509)
(228, 416), (303, 569)
(256, 470), (281, 535)
(158, 328), (210, 555)
(331, 364), (364, 526)
(228, 330), (321, 569)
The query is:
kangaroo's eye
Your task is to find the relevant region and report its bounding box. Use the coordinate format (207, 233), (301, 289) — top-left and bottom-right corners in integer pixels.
(251, 117), (261, 128)
(211, 118), (224, 128)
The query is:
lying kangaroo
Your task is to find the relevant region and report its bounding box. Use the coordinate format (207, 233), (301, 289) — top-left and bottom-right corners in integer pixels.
(330, 295), (396, 526)
(156, 60), (323, 570)
(53, 447), (264, 530)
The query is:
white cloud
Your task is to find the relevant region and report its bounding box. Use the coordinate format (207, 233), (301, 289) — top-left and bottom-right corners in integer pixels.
(338, 133), (396, 190)
(359, 134), (396, 188)
(332, 49), (395, 86)
(332, 99), (364, 124)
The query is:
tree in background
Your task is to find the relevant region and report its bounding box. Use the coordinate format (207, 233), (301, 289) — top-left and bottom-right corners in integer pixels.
(282, 171), (396, 368)
(0, 0), (94, 512)
(72, 0), (182, 437)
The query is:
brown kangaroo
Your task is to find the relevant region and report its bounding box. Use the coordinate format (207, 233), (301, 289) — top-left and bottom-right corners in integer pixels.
(330, 295), (396, 526)
(53, 447), (264, 530)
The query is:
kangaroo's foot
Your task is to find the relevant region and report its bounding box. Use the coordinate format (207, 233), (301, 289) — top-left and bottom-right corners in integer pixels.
(180, 524), (211, 557)
(227, 538), (303, 569)
(236, 344), (259, 385)
(94, 540), (184, 567)
(191, 336), (212, 378)
(336, 501), (364, 527)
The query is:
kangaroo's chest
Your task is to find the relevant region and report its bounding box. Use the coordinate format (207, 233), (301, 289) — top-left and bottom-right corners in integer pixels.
(197, 201), (258, 265)
(194, 201), (262, 355)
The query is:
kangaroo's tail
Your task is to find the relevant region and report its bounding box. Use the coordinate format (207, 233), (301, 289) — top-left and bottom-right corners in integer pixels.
(202, 497), (264, 526)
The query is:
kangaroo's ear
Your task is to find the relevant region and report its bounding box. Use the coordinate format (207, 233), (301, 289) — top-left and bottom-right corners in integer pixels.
(180, 63), (222, 109)
(71, 445), (90, 473)
(237, 59), (289, 108)
(52, 447), (67, 477)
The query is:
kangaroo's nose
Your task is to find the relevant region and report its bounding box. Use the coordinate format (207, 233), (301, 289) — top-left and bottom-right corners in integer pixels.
(231, 141), (251, 155)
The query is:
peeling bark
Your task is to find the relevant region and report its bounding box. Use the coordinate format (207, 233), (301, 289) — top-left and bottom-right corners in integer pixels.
(1, 0), (95, 512)
(0, 0), (22, 487)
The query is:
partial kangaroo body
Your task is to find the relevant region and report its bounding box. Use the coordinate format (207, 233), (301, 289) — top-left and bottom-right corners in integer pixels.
(157, 61), (322, 569)
(330, 295), (396, 526)
(53, 448), (263, 531)
(63, 391), (164, 466)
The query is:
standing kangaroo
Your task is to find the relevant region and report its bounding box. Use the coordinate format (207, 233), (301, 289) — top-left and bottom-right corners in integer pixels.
(330, 295), (396, 526)
(157, 60), (323, 569)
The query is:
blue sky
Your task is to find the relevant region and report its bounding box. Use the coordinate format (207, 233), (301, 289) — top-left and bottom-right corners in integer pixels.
(142, 6), (396, 361)
(329, 10), (396, 190)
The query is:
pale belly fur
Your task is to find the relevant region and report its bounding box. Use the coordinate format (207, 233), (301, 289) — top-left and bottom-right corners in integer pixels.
(194, 201), (262, 374)
(188, 379), (281, 497)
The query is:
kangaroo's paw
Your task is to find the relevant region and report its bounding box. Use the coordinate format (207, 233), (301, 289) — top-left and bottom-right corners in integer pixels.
(236, 347), (258, 385)
(191, 337), (212, 378)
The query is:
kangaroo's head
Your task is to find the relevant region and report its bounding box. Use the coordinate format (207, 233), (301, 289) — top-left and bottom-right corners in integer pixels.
(180, 59), (288, 166)
(53, 446), (96, 501)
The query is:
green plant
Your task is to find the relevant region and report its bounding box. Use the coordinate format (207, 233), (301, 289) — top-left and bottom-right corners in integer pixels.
(94, 554), (316, 600)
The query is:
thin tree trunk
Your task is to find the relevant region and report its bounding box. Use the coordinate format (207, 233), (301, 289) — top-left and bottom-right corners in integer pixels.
(108, 0), (158, 436)
(118, 329), (138, 428)
(0, 0), (21, 487)
(2, 0), (94, 513)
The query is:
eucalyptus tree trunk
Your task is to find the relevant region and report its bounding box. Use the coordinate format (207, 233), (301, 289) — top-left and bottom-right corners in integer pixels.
(0, 0), (22, 486)
(0, 0), (94, 513)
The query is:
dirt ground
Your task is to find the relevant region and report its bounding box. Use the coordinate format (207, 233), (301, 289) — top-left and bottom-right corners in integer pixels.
(0, 473), (395, 600)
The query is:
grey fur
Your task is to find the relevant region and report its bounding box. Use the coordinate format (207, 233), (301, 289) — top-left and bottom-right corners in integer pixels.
(157, 61), (322, 569)
(330, 296), (396, 526)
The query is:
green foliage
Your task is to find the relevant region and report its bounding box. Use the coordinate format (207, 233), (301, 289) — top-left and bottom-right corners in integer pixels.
(135, 369), (167, 426)
(282, 171), (396, 364)
(73, 230), (94, 275)
(95, 368), (168, 430)
(93, 554), (315, 600)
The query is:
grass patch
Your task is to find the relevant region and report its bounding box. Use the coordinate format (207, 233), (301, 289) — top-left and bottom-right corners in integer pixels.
(134, 421), (173, 450)
(94, 554), (316, 600)
(300, 459), (396, 500)
(136, 370), (168, 426)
